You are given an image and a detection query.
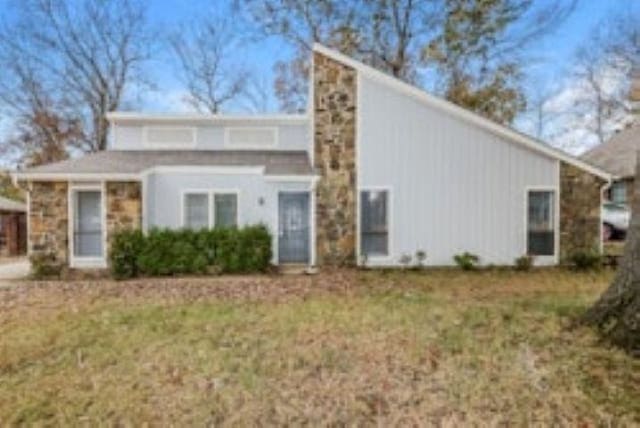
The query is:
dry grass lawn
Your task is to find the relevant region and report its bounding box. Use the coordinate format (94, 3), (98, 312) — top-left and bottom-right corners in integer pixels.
(1, 269), (638, 425)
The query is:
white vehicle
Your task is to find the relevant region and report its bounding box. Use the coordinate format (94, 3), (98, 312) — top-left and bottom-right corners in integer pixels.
(602, 202), (630, 241)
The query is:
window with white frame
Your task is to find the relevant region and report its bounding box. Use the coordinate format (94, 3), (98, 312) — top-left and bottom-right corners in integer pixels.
(360, 190), (389, 256)
(610, 181), (627, 205)
(183, 191), (238, 229)
(184, 193), (209, 229)
(527, 190), (555, 256)
(213, 193), (238, 228)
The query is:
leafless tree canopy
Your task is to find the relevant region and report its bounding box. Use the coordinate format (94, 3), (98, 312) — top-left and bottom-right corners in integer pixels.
(170, 18), (250, 114)
(0, 0), (154, 164)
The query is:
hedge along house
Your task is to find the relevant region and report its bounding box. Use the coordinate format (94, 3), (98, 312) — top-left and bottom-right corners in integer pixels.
(15, 44), (611, 272)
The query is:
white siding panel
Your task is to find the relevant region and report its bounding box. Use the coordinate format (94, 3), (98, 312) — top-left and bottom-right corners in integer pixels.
(358, 75), (559, 266)
(111, 122), (309, 151)
(144, 172), (311, 263)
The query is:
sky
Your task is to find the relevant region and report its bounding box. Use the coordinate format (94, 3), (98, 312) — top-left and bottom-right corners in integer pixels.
(136, 0), (633, 114)
(0, 0), (637, 159)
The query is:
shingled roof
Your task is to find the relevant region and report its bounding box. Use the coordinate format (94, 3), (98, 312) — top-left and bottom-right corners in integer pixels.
(16, 150), (315, 178)
(581, 123), (640, 179)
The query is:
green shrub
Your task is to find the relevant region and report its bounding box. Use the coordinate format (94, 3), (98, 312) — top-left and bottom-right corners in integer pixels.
(110, 229), (145, 279)
(453, 252), (480, 270)
(109, 225), (272, 279)
(565, 250), (602, 271)
(514, 255), (534, 271)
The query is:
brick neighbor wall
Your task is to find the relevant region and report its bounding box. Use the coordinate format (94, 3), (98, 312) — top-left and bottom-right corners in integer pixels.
(313, 51), (358, 266)
(559, 162), (606, 259)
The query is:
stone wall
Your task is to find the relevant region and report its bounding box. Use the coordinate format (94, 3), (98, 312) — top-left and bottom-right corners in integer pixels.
(313, 51), (358, 266)
(560, 162), (606, 259)
(28, 181), (68, 270)
(105, 181), (142, 255)
(26, 180), (142, 274)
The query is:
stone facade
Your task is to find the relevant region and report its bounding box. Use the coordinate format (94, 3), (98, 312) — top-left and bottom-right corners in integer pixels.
(559, 162), (606, 259)
(28, 181), (69, 270)
(105, 181), (142, 255)
(313, 51), (358, 266)
(26, 180), (142, 274)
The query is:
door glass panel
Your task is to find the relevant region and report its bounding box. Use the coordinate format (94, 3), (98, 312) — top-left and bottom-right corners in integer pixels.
(214, 194), (238, 228)
(74, 191), (102, 257)
(278, 193), (310, 263)
(184, 193), (209, 229)
(527, 191), (555, 256)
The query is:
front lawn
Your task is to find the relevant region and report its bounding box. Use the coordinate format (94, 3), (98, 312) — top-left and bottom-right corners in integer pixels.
(1, 269), (638, 425)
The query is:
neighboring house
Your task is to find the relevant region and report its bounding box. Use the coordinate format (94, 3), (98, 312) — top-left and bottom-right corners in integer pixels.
(0, 195), (27, 257)
(582, 69), (640, 206)
(15, 44), (611, 271)
(581, 123), (640, 206)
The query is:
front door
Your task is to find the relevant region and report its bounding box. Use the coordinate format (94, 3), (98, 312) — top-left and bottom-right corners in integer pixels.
(278, 192), (310, 264)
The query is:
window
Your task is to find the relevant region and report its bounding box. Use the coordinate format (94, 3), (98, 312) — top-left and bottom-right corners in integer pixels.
(610, 181), (627, 205)
(225, 127), (277, 148)
(73, 190), (103, 257)
(144, 127), (196, 148)
(184, 193), (209, 229)
(360, 190), (389, 256)
(214, 193), (238, 228)
(183, 191), (238, 229)
(527, 190), (555, 256)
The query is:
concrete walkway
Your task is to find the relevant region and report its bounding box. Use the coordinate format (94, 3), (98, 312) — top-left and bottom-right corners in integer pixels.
(0, 258), (30, 285)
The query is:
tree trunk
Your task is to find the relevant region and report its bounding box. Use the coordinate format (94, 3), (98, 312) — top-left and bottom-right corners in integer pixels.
(582, 153), (640, 356)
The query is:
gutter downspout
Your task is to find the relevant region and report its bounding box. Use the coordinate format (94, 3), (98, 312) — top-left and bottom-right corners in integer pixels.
(600, 178), (613, 254)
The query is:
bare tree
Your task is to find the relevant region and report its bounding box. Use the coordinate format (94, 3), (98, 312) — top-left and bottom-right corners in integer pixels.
(0, 58), (82, 167)
(0, 0), (154, 156)
(572, 43), (628, 145)
(568, 10), (639, 146)
(243, 74), (277, 113)
(170, 18), (249, 114)
(237, 0), (361, 112)
(356, 0), (441, 83)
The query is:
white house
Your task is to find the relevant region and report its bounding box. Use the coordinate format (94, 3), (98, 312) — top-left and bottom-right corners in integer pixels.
(16, 44), (611, 271)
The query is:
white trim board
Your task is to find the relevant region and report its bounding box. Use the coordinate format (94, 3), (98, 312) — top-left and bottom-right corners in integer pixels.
(223, 126), (279, 149)
(313, 43), (612, 182)
(15, 167), (317, 182)
(142, 126), (198, 150)
(107, 112), (309, 126)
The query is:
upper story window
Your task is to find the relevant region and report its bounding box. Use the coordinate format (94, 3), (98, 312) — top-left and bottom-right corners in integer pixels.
(610, 181), (627, 205)
(224, 127), (278, 149)
(144, 127), (196, 149)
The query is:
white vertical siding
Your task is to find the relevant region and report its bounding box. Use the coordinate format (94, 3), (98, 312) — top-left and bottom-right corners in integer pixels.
(145, 172), (312, 263)
(111, 121), (310, 152)
(358, 75), (559, 266)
